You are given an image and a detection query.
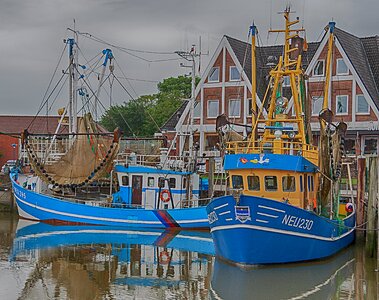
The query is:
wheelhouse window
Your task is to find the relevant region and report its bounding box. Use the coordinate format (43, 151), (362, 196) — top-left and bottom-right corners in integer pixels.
(282, 176), (296, 192)
(247, 175), (260, 191)
(312, 96), (323, 116)
(228, 99), (241, 118)
(207, 100), (219, 118)
(313, 60), (325, 76)
(147, 177), (154, 187)
(264, 176), (277, 191)
(356, 95), (369, 114)
(122, 175), (129, 186)
(232, 175), (244, 189)
(229, 66), (240, 81)
(208, 67), (220, 82)
(169, 178), (176, 188)
(336, 95), (348, 115)
(337, 58), (349, 75)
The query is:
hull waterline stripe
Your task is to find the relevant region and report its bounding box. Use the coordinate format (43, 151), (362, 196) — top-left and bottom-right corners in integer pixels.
(210, 223), (355, 242)
(15, 195), (207, 225)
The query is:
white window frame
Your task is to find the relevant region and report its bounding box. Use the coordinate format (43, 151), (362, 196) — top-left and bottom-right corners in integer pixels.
(336, 95), (348, 116)
(311, 96), (324, 116)
(313, 60), (325, 76)
(207, 99), (219, 118)
(229, 66), (240, 81)
(208, 67), (220, 83)
(356, 94), (370, 115)
(228, 99), (241, 118)
(336, 58), (349, 75)
(363, 136), (378, 155)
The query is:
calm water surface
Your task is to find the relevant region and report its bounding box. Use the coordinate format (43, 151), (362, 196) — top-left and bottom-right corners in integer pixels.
(0, 213), (378, 300)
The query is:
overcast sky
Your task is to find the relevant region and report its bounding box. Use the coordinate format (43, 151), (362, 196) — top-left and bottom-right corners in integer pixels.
(1, 0), (378, 116)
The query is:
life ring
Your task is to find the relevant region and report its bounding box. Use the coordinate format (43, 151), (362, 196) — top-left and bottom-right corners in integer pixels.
(159, 251), (170, 264)
(160, 189), (171, 203)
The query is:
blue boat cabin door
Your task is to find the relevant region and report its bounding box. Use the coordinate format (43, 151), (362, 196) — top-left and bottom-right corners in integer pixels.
(132, 175), (143, 205)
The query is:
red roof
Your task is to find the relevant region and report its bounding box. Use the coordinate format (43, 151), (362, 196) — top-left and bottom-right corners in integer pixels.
(0, 115), (68, 134)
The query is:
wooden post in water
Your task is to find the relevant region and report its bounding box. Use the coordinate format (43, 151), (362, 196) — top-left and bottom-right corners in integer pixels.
(365, 156), (378, 256)
(357, 156), (366, 226)
(208, 157), (215, 198)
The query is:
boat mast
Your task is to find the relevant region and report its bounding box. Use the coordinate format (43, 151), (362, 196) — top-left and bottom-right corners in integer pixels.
(321, 21), (335, 130)
(67, 34), (78, 135)
(95, 49), (114, 121)
(250, 24), (257, 145)
(259, 8), (306, 146)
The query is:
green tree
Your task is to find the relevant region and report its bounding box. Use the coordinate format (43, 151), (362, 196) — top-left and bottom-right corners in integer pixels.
(100, 75), (198, 137)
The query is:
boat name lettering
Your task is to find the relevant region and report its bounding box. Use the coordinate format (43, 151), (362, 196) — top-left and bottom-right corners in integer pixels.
(14, 187), (26, 199)
(282, 214), (313, 230)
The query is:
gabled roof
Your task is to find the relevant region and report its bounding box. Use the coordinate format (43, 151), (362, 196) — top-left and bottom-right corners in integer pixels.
(161, 100), (189, 131)
(0, 116), (67, 135)
(226, 35), (319, 100)
(333, 28), (379, 109)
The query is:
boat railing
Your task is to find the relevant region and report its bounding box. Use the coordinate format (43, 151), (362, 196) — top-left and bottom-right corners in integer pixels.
(226, 140), (319, 166)
(115, 152), (194, 172)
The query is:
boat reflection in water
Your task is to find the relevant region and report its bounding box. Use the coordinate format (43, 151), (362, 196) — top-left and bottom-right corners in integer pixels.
(210, 246), (355, 299)
(11, 220), (214, 299)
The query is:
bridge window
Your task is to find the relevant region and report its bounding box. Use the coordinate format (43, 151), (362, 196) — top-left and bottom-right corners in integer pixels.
(282, 176), (296, 192)
(265, 176), (277, 191)
(122, 175), (129, 186)
(169, 178), (176, 188)
(148, 177), (154, 187)
(247, 175), (260, 191)
(232, 175), (244, 189)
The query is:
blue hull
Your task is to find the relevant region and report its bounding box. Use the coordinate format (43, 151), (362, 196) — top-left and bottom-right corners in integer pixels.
(12, 177), (208, 229)
(206, 195), (355, 265)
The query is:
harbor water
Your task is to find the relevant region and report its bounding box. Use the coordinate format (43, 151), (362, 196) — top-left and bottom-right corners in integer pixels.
(1, 213), (378, 300)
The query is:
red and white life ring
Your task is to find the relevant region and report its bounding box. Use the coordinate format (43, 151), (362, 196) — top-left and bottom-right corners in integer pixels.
(160, 189), (171, 203)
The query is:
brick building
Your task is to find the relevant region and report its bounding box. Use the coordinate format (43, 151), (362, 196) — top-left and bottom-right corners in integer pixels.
(162, 25), (379, 157)
(0, 116), (67, 168)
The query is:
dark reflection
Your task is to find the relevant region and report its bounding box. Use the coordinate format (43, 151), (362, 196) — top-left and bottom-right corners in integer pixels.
(8, 219), (214, 300)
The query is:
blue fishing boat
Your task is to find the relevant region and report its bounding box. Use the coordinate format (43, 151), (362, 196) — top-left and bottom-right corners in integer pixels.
(11, 31), (209, 229)
(206, 8), (356, 265)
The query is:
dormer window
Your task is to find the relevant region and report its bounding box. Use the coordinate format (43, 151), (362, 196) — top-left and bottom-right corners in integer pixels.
(337, 58), (349, 75)
(208, 67), (220, 82)
(230, 66), (240, 81)
(313, 60), (325, 76)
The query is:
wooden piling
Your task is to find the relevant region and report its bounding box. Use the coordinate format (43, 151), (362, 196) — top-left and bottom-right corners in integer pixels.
(357, 156), (366, 226)
(365, 156), (378, 256)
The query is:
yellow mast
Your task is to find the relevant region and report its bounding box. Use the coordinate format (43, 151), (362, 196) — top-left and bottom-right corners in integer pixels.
(321, 21), (336, 130)
(250, 24), (257, 145)
(259, 8), (306, 145)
